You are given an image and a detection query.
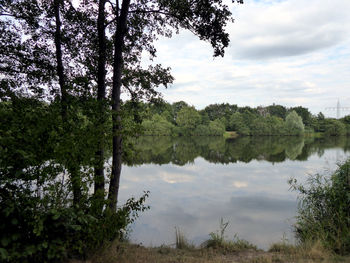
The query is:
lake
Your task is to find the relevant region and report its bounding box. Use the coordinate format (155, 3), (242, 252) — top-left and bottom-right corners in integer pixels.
(118, 136), (350, 249)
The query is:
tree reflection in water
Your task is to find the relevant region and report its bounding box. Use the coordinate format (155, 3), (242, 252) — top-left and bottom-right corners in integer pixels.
(125, 136), (350, 166)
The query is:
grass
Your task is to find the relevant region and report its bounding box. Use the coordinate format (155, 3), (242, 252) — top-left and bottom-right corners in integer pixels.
(68, 221), (350, 263)
(201, 218), (257, 253)
(70, 239), (350, 263)
(75, 217), (350, 262)
(175, 227), (195, 250)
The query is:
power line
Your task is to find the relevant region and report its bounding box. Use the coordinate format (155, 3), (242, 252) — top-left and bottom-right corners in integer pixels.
(325, 100), (350, 119)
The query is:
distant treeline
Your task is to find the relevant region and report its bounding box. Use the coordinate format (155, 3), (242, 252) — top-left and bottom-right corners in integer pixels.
(136, 101), (350, 136)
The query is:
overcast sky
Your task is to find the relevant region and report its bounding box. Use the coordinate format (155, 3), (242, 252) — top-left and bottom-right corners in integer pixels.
(146, 0), (350, 117)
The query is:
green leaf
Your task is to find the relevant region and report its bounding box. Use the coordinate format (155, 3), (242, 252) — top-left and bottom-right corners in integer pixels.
(42, 241), (48, 249)
(1, 237), (10, 247)
(0, 248), (8, 260)
(11, 218), (18, 225)
(25, 245), (36, 255)
(52, 213), (60, 220)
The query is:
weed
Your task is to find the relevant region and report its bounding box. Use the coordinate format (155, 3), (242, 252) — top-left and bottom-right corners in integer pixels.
(202, 218), (257, 252)
(175, 227), (194, 250)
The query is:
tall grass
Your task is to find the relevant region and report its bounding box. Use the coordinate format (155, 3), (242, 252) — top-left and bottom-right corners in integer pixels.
(289, 159), (350, 255)
(175, 227), (194, 249)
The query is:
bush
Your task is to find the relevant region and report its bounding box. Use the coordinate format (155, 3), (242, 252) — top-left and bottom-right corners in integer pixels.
(0, 186), (149, 262)
(289, 160), (350, 254)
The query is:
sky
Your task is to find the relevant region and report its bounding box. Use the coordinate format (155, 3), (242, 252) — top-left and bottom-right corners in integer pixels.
(146, 0), (350, 118)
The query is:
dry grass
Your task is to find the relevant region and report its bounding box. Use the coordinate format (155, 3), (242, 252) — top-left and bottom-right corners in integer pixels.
(67, 240), (350, 263)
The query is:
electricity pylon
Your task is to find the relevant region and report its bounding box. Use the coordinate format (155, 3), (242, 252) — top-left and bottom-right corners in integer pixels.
(325, 100), (350, 119)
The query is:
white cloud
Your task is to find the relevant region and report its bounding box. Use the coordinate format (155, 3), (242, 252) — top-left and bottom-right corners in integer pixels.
(149, 0), (350, 117)
(231, 0), (350, 59)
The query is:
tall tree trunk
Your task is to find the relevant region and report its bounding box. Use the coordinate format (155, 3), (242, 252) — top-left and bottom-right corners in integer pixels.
(93, 0), (107, 215)
(54, 0), (67, 116)
(54, 0), (81, 206)
(108, 0), (131, 212)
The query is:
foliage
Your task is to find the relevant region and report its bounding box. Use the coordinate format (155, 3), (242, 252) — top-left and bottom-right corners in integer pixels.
(136, 100), (350, 138)
(202, 218), (257, 252)
(0, 99), (150, 262)
(285, 111), (305, 136)
(323, 119), (346, 136)
(0, 184), (149, 262)
(289, 160), (350, 254)
(203, 103), (238, 129)
(1, 0), (245, 261)
(208, 119), (226, 136)
(229, 112), (251, 135)
(290, 106), (312, 127)
(176, 107), (201, 136)
(267, 104), (287, 119)
(142, 114), (174, 136)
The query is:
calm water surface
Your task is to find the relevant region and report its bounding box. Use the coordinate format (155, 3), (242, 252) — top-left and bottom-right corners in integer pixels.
(118, 136), (350, 249)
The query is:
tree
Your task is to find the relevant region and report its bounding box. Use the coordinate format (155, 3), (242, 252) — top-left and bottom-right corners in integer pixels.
(1, 2), (245, 258)
(142, 114), (174, 135)
(176, 106), (201, 136)
(208, 119), (225, 136)
(290, 106), (312, 127)
(105, 0), (244, 210)
(229, 112), (251, 135)
(267, 104), (287, 119)
(324, 119), (346, 137)
(285, 111), (304, 136)
(203, 103), (238, 129)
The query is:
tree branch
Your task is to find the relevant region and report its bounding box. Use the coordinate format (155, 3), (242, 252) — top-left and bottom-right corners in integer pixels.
(105, 17), (117, 28)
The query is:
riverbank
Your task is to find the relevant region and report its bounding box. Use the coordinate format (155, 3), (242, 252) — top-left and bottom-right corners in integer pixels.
(70, 240), (350, 263)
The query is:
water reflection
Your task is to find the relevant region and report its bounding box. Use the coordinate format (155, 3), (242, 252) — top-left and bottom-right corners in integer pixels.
(125, 136), (350, 165)
(119, 136), (350, 249)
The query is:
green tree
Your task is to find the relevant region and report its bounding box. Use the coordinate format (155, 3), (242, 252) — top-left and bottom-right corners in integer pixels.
(203, 103), (238, 129)
(176, 107), (201, 136)
(208, 119), (226, 136)
(229, 112), (251, 135)
(324, 119), (346, 136)
(267, 104), (287, 119)
(290, 106), (312, 127)
(285, 111), (304, 136)
(250, 117), (270, 136)
(142, 114), (174, 135)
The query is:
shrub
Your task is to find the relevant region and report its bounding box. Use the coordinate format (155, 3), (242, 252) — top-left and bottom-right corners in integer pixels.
(289, 160), (350, 254)
(0, 187), (149, 262)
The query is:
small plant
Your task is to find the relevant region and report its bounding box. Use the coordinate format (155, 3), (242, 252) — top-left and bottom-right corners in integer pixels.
(269, 235), (297, 254)
(175, 227), (194, 250)
(206, 218), (229, 248)
(202, 218), (257, 252)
